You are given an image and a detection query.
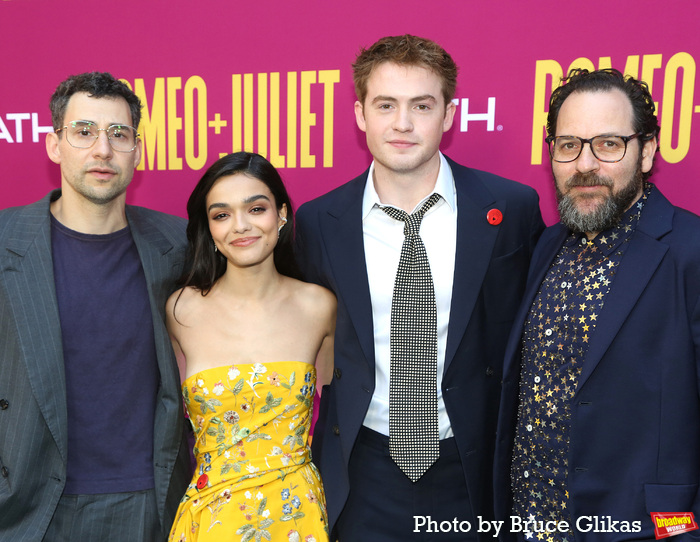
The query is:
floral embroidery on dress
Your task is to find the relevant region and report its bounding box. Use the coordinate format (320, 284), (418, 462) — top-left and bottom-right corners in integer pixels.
(168, 362), (328, 542)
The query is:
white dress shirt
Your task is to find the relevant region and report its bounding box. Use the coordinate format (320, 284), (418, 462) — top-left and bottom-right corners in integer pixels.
(362, 152), (457, 439)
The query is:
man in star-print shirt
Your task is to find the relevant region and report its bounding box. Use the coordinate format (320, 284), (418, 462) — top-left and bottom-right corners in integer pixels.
(495, 68), (700, 542)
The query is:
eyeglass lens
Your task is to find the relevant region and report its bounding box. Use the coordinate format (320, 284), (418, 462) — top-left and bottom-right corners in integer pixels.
(551, 136), (628, 163)
(65, 121), (137, 152)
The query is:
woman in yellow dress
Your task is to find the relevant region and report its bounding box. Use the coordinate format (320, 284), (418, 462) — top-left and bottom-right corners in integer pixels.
(166, 152), (335, 542)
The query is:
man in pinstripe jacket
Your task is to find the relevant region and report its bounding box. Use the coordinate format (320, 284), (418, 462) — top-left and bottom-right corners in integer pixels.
(0, 72), (191, 541)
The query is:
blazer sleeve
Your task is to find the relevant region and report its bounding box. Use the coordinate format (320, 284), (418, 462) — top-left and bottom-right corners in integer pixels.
(295, 202), (328, 289)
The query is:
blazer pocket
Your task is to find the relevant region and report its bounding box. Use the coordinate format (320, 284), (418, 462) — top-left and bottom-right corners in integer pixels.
(644, 483), (698, 513)
(482, 244), (528, 323)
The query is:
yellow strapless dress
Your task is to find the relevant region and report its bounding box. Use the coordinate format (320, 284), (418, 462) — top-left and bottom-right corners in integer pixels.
(169, 361), (328, 542)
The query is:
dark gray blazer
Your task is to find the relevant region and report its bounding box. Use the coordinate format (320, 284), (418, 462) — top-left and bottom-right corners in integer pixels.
(0, 190), (191, 541)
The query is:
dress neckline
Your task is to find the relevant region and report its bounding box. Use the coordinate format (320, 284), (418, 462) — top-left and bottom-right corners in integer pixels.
(182, 361), (315, 385)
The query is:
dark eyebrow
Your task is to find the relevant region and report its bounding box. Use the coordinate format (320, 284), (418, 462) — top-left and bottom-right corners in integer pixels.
(71, 119), (133, 128)
(207, 202), (230, 213)
(207, 195), (271, 213)
(243, 194), (271, 204)
(556, 133), (627, 139)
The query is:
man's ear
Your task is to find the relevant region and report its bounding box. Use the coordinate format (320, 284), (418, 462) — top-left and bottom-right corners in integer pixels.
(641, 136), (658, 174)
(443, 100), (456, 133)
(46, 131), (62, 165)
(133, 137), (143, 168)
(354, 100), (367, 133)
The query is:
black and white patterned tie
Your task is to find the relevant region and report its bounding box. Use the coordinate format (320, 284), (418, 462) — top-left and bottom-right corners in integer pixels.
(382, 193), (440, 481)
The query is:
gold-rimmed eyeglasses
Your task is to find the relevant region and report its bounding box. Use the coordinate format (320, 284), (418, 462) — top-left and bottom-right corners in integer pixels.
(56, 120), (139, 153)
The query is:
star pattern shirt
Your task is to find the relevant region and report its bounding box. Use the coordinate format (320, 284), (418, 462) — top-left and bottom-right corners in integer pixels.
(510, 183), (653, 541)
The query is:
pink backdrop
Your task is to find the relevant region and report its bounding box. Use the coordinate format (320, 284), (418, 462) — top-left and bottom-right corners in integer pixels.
(1, 0), (699, 225)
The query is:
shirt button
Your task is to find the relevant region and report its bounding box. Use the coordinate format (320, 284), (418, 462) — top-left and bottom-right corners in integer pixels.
(1, 467), (8, 478)
(332, 425), (340, 435)
(581, 238), (588, 245)
(0, 399), (8, 410)
(333, 368), (342, 379)
(524, 471), (529, 478)
(526, 424), (533, 432)
(561, 281), (567, 288)
(534, 376), (541, 383)
(545, 329), (553, 336)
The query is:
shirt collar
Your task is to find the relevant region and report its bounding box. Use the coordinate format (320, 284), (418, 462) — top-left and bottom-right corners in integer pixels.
(361, 152), (456, 219)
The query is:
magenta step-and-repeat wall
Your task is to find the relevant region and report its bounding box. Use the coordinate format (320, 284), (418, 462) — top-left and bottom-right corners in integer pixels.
(1, 0), (698, 225)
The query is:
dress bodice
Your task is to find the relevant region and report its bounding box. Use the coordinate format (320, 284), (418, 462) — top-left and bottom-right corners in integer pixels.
(170, 361), (327, 541)
(182, 361), (317, 492)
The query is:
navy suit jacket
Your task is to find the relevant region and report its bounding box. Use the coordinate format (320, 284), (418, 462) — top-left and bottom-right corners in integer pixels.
(494, 187), (700, 541)
(0, 191), (192, 541)
(296, 156), (544, 535)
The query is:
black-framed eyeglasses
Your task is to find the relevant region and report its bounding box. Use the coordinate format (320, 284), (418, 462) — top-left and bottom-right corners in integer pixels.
(545, 133), (643, 163)
(56, 120), (139, 153)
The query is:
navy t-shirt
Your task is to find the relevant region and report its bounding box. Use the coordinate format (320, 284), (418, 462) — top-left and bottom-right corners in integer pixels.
(51, 215), (158, 494)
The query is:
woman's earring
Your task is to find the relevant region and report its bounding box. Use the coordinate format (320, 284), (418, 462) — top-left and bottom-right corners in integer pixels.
(278, 216), (288, 236)
(213, 241), (218, 252)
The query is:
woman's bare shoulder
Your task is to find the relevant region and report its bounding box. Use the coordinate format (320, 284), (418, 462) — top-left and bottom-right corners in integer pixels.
(282, 280), (336, 337)
(166, 286), (206, 323)
(288, 279), (336, 311)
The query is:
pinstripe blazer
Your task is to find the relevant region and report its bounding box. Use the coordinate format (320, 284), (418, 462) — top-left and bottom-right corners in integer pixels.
(0, 190), (191, 541)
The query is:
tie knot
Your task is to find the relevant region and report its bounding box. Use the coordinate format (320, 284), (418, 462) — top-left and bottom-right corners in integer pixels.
(381, 193), (441, 235)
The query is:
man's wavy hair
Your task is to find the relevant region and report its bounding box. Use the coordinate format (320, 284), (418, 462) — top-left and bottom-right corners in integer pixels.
(178, 152), (301, 296)
(49, 72), (142, 130)
(352, 34), (458, 108)
(547, 68), (659, 179)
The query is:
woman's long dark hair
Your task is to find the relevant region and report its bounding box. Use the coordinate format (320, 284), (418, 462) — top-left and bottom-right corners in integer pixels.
(178, 152), (301, 295)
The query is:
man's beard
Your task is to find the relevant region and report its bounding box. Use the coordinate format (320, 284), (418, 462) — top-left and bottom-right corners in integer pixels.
(555, 164), (643, 234)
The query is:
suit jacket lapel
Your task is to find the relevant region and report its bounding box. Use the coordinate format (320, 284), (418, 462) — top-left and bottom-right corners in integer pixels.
(126, 205), (177, 360)
(321, 174), (376, 369)
(127, 206), (186, 521)
(502, 225), (568, 378)
(2, 192), (68, 462)
(126, 205), (183, 420)
(575, 189), (673, 393)
(444, 161), (504, 372)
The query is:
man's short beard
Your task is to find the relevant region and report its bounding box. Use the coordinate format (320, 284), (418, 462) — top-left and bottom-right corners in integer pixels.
(555, 164), (643, 234)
